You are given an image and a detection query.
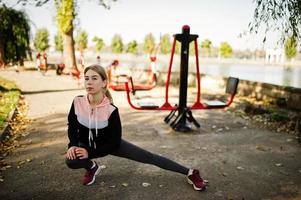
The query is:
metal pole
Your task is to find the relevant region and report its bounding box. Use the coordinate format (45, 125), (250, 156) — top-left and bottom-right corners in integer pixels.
(170, 25), (198, 132)
(178, 26), (190, 112)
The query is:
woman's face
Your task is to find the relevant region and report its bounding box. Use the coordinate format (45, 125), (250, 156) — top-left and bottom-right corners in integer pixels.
(84, 69), (107, 95)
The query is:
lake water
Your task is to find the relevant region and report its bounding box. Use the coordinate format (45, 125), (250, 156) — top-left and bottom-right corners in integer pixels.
(199, 63), (301, 89)
(103, 61), (301, 89)
(48, 53), (301, 88)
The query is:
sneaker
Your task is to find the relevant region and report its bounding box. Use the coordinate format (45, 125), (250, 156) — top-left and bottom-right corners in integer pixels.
(82, 162), (101, 185)
(187, 169), (207, 191)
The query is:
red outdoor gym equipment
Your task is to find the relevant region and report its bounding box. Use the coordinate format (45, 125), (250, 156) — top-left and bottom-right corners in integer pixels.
(107, 59), (157, 92)
(124, 25), (239, 132)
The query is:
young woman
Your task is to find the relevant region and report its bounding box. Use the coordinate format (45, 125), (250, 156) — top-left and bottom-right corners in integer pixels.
(65, 64), (207, 191)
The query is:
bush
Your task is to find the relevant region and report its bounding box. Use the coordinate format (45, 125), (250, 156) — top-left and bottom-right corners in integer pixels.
(0, 77), (20, 130)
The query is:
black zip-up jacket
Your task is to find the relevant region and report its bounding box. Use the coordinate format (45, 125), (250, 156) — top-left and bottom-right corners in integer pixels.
(67, 95), (122, 158)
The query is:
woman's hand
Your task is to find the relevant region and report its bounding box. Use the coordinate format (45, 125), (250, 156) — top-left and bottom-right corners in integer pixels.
(66, 146), (77, 160)
(75, 147), (88, 159)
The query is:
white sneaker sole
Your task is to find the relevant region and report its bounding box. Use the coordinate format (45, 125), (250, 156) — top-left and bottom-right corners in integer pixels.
(187, 178), (206, 191)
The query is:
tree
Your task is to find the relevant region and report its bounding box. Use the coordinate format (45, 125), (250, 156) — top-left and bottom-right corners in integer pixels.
(54, 32), (64, 53)
(111, 34), (123, 53)
(5, 0), (117, 70)
(284, 36), (297, 60)
(55, 0), (77, 69)
(143, 33), (156, 54)
(93, 36), (105, 52)
(175, 41), (181, 54)
(34, 28), (50, 52)
(219, 42), (233, 58)
(172, 40), (197, 56)
(126, 40), (138, 54)
(160, 34), (171, 54)
(201, 39), (212, 56)
(189, 42), (195, 56)
(0, 5), (31, 67)
(75, 29), (88, 53)
(249, 0), (301, 45)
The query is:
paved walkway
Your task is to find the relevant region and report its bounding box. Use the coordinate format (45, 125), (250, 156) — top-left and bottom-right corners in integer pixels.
(0, 69), (300, 200)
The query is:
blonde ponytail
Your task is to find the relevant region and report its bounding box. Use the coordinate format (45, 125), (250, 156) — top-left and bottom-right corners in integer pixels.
(105, 90), (113, 104)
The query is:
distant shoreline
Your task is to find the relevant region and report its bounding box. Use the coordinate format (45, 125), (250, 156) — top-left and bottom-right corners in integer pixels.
(198, 57), (301, 67)
(91, 53), (301, 68)
(8, 52), (301, 69)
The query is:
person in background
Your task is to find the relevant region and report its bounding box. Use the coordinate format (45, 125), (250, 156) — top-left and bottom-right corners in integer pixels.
(96, 56), (101, 64)
(36, 53), (41, 71)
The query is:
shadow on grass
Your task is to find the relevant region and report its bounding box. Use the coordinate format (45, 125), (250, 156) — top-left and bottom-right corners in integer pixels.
(0, 85), (21, 92)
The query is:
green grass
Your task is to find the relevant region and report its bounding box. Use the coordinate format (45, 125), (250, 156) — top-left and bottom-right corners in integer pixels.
(0, 76), (20, 130)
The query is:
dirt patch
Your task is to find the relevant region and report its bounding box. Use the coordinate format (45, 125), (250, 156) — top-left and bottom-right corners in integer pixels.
(228, 95), (301, 140)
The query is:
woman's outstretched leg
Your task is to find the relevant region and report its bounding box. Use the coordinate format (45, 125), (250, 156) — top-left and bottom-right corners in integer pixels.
(110, 139), (206, 190)
(111, 140), (207, 191)
(111, 139), (189, 175)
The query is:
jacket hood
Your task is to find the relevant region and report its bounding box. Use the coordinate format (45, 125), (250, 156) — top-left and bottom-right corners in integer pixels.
(85, 95), (111, 108)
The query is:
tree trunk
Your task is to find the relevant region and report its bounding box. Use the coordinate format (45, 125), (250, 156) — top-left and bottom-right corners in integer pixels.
(63, 29), (77, 70)
(0, 39), (5, 67)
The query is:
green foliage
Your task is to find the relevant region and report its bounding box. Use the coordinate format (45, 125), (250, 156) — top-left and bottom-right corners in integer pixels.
(9, 0), (118, 8)
(75, 29), (88, 51)
(249, 0), (301, 45)
(93, 36), (105, 52)
(268, 108), (290, 121)
(4, 0), (118, 70)
(219, 42), (233, 58)
(54, 32), (64, 53)
(143, 33), (156, 54)
(201, 39), (212, 56)
(175, 41), (181, 54)
(34, 28), (50, 52)
(56, 0), (75, 34)
(201, 39), (212, 49)
(8, 0), (51, 7)
(160, 34), (171, 54)
(189, 42), (195, 56)
(111, 34), (123, 53)
(0, 76), (20, 130)
(284, 36), (297, 60)
(126, 40), (138, 54)
(0, 6), (31, 65)
(173, 41), (195, 56)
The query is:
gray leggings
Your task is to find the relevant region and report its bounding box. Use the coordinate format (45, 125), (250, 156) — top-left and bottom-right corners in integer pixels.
(65, 139), (189, 175)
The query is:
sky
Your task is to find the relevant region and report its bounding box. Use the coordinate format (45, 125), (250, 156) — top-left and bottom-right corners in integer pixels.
(4, 0), (281, 50)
